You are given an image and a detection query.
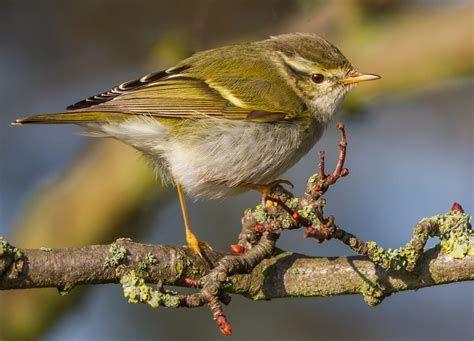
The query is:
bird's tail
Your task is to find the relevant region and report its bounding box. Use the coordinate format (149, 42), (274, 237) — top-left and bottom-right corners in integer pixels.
(12, 111), (133, 126)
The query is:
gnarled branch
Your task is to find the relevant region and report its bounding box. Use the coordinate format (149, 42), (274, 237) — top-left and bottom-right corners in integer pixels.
(1, 240), (473, 300)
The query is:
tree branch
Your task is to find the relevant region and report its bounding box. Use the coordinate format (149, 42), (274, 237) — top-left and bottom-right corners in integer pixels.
(1, 240), (473, 300)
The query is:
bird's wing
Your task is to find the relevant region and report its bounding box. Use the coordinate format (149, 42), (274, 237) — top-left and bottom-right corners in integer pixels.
(65, 67), (290, 123)
(66, 66), (187, 110)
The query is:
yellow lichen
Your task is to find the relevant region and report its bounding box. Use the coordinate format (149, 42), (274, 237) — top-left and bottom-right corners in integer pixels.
(360, 280), (385, 307)
(297, 205), (317, 223)
(424, 211), (472, 259)
(0, 237), (22, 260)
(120, 270), (180, 308)
(364, 210), (472, 270)
(104, 243), (127, 268)
(138, 252), (157, 271)
(253, 205), (269, 224)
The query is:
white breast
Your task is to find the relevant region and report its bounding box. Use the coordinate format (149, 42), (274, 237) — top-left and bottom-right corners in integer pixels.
(86, 117), (324, 199)
(168, 118), (324, 198)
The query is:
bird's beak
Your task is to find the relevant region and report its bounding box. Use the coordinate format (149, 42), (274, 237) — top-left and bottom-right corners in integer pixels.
(343, 72), (381, 85)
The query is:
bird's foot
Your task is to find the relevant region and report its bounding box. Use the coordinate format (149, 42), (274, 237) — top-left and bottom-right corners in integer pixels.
(241, 179), (294, 207)
(244, 179), (294, 196)
(186, 229), (212, 259)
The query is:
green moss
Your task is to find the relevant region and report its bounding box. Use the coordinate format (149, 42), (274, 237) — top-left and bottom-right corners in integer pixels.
(104, 243), (127, 268)
(138, 252), (157, 271)
(120, 270), (180, 308)
(0, 236), (22, 260)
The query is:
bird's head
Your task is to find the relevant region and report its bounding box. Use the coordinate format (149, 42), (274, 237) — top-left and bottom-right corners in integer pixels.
(267, 33), (380, 121)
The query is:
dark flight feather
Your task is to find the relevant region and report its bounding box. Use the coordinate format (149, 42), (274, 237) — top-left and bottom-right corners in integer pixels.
(66, 65), (189, 110)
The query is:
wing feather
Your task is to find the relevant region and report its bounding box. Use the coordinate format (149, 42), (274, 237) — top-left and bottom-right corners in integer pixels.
(66, 65), (189, 110)
(70, 76), (288, 122)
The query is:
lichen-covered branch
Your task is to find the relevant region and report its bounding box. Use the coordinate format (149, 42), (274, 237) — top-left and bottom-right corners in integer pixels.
(1, 205), (472, 334)
(0, 238), (472, 296)
(1, 123), (473, 335)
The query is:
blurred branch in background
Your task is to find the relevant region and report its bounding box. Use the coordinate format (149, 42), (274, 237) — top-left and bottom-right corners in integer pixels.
(1, 0), (472, 339)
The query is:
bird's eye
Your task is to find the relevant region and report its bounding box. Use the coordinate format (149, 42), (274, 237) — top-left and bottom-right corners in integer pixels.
(311, 73), (325, 84)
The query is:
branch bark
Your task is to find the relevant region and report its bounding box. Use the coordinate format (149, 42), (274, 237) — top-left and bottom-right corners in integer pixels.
(1, 240), (473, 301)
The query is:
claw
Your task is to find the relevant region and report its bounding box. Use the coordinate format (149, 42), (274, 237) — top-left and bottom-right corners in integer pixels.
(240, 178), (294, 201)
(260, 179), (294, 194)
(270, 179), (294, 189)
(187, 233), (212, 258)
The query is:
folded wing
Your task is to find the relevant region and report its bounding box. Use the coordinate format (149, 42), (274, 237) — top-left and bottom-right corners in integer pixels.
(15, 68), (289, 125)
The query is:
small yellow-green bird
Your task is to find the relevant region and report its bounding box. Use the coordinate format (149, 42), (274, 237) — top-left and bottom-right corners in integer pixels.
(14, 33), (380, 257)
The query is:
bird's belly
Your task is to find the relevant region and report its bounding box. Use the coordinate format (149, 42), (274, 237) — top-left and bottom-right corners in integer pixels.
(166, 119), (323, 198)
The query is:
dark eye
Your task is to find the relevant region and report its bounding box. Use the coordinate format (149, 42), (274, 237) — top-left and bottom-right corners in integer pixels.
(311, 73), (325, 83)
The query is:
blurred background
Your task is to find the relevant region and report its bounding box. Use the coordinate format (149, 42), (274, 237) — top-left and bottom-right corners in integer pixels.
(0, 0), (472, 340)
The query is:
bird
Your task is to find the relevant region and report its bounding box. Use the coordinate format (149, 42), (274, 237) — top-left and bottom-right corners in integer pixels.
(13, 33), (380, 257)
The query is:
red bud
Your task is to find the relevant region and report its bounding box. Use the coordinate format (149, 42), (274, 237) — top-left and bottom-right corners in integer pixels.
(451, 202), (464, 213)
(216, 316), (232, 335)
(304, 226), (315, 238)
(230, 244), (246, 254)
(184, 278), (199, 287)
(292, 212), (299, 220)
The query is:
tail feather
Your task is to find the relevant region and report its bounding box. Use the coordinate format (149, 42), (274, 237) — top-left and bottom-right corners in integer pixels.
(12, 111), (133, 126)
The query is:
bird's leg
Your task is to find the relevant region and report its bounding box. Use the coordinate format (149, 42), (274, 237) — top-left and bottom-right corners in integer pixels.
(240, 179), (294, 208)
(175, 181), (211, 258)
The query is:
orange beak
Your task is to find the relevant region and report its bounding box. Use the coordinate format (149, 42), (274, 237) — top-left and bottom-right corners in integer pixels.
(343, 72), (381, 85)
